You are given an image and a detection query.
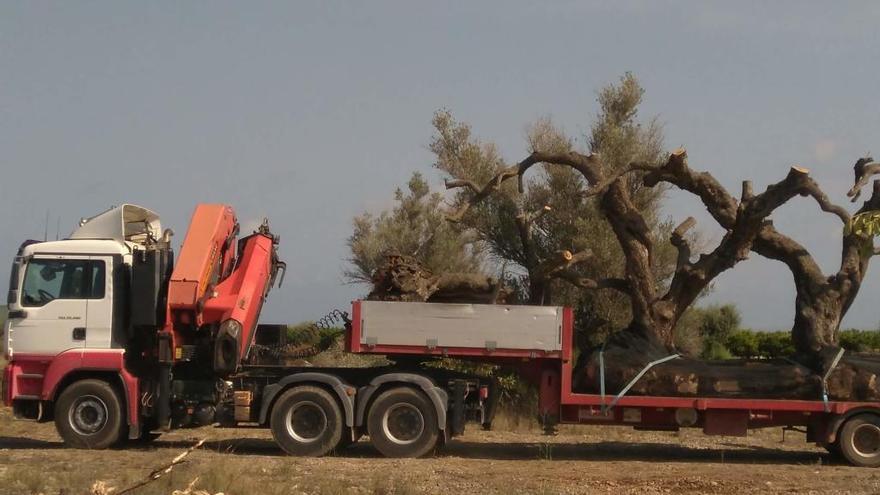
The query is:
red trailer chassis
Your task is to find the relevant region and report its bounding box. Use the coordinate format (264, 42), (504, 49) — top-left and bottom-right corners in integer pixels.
(348, 301), (880, 457)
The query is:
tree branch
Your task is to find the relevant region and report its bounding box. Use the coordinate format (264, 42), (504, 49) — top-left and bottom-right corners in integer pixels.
(514, 205), (551, 269)
(663, 165), (846, 315)
(670, 216), (696, 270)
(847, 156), (879, 202)
(535, 249), (594, 279)
(445, 151), (600, 222)
(556, 270), (632, 294)
(642, 148), (740, 229)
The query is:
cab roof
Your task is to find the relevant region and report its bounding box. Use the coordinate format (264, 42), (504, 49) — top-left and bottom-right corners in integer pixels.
(22, 238), (130, 257)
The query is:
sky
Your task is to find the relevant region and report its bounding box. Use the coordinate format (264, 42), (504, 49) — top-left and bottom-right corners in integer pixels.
(1, 1), (879, 330)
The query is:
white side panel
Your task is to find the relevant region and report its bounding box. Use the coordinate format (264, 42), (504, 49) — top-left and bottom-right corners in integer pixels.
(360, 301), (562, 351)
(85, 255), (114, 349)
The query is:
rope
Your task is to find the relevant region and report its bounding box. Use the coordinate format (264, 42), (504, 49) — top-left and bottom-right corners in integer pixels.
(602, 353), (681, 414)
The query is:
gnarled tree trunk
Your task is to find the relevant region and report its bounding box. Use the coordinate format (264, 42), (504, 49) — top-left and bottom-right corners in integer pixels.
(448, 143), (880, 401)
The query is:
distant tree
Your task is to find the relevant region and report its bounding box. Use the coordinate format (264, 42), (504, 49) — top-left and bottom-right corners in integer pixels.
(726, 330), (761, 359)
(757, 332), (797, 359)
(345, 172), (485, 285)
(672, 304), (740, 359)
(698, 304), (740, 359)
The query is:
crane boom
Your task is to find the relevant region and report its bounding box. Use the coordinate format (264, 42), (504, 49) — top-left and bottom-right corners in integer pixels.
(161, 204), (284, 374)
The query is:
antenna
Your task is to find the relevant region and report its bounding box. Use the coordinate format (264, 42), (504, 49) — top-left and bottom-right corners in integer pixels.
(55, 217), (61, 241)
(44, 210), (49, 242)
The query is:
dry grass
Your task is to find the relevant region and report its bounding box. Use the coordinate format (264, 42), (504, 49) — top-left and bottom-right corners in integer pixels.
(1, 397), (855, 495)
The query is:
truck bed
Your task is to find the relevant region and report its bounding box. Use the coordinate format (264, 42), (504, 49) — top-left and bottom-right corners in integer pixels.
(348, 300), (569, 359)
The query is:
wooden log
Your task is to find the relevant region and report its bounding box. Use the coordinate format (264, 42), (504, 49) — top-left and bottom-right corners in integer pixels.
(367, 254), (509, 303)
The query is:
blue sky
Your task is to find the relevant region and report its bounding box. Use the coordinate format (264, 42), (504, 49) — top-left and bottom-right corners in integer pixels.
(2, 2), (879, 329)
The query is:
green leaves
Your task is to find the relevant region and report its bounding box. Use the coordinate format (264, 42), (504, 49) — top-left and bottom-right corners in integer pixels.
(848, 210), (880, 237)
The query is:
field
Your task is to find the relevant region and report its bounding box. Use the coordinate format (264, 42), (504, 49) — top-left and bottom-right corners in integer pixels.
(0, 405), (877, 495)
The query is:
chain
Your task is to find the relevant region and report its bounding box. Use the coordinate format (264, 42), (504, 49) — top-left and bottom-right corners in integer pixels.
(247, 309), (351, 362)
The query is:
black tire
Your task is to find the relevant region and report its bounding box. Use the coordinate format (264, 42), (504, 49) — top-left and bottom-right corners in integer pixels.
(270, 385), (343, 457)
(54, 379), (125, 449)
(839, 414), (880, 467)
(367, 387), (439, 458)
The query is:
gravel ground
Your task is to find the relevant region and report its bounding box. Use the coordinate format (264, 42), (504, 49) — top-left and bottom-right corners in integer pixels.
(1, 404), (878, 494)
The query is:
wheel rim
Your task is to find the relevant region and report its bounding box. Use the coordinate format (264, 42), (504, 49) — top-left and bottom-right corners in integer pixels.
(285, 401), (328, 443)
(851, 423), (880, 458)
(69, 395), (108, 436)
(382, 403), (425, 445)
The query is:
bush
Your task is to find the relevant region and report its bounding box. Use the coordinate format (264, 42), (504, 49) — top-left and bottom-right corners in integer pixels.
(839, 329), (880, 352)
(702, 340), (733, 360)
(285, 321), (343, 350)
(726, 330), (761, 358)
(756, 331), (795, 358)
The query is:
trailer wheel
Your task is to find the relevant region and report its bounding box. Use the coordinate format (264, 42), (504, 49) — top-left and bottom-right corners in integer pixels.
(367, 387), (439, 458)
(270, 386), (342, 457)
(54, 379), (124, 449)
(839, 413), (880, 467)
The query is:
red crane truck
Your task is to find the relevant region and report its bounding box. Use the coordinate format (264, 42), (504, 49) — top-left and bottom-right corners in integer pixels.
(4, 204), (880, 466)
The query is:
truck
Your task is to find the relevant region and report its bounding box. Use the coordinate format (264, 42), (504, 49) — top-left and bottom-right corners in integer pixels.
(4, 204), (880, 466)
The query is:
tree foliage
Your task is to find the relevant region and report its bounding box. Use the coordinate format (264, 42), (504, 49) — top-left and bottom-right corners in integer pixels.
(674, 304), (741, 359)
(345, 172), (484, 285)
(431, 74), (678, 343)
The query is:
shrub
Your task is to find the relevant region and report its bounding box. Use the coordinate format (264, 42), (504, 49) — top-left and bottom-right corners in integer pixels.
(726, 330), (761, 358)
(839, 329), (880, 352)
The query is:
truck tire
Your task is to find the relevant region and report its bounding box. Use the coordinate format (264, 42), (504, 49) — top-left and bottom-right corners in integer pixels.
(54, 379), (124, 449)
(838, 413), (880, 467)
(270, 385), (342, 457)
(367, 387), (439, 458)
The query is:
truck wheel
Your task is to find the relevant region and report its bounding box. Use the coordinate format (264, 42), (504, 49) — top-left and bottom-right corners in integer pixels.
(54, 379), (124, 449)
(270, 386), (342, 457)
(367, 387), (439, 458)
(839, 413), (880, 467)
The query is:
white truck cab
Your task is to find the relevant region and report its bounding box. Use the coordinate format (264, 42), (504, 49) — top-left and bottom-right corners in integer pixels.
(4, 204), (162, 360)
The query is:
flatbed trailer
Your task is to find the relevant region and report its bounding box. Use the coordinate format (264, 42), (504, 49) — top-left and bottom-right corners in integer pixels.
(338, 300), (880, 466)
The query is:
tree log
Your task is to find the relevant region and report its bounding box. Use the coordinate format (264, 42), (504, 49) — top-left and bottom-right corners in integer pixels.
(367, 254), (510, 304)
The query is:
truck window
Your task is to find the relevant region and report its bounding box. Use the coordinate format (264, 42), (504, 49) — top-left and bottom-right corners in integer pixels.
(21, 259), (105, 307)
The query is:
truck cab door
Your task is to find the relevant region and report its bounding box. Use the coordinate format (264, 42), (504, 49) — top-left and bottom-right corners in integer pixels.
(9, 256), (93, 356)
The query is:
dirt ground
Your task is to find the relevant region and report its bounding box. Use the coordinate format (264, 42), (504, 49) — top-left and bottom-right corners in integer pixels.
(0, 405), (877, 495)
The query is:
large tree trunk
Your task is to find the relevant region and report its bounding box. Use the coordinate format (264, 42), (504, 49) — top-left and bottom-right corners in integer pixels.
(572, 329), (824, 399)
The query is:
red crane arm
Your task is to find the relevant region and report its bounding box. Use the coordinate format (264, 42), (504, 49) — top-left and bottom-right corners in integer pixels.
(163, 204), (283, 372)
